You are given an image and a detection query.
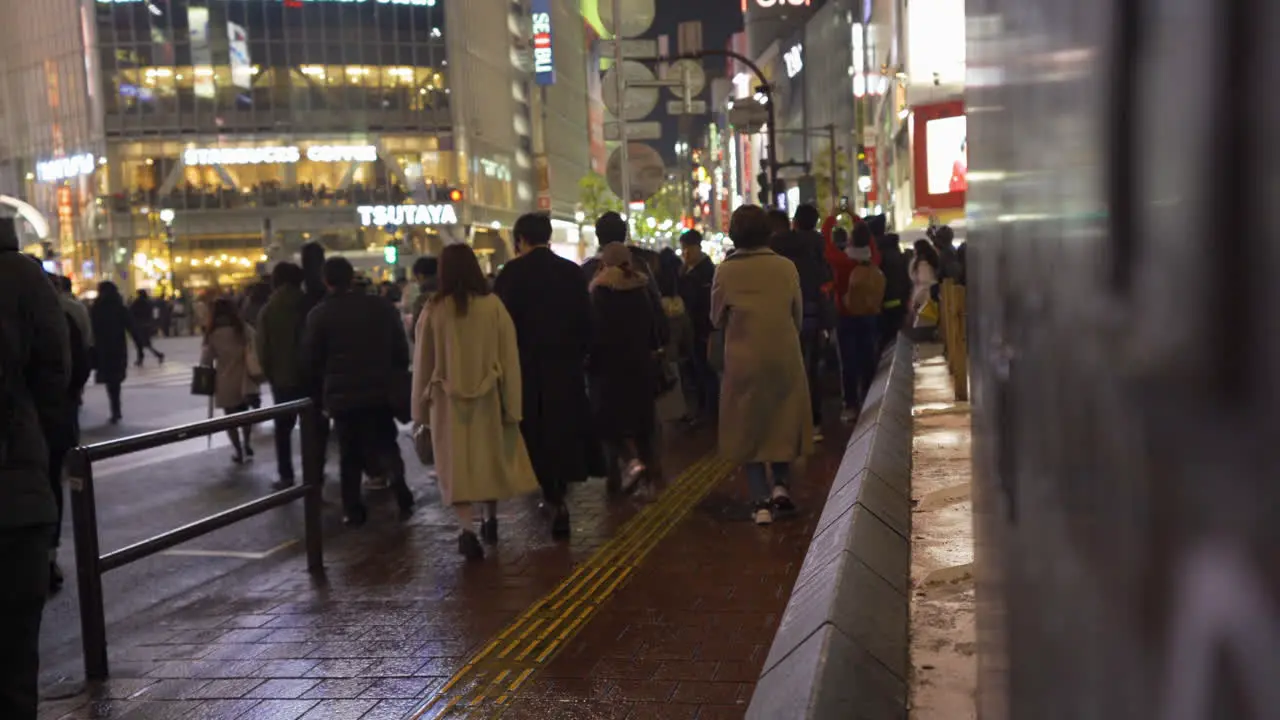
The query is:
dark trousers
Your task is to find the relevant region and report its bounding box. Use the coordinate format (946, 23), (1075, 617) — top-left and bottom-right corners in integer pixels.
(837, 314), (880, 410)
(271, 387), (308, 481)
(48, 410), (79, 551)
(0, 526), (50, 720)
(689, 336), (720, 419)
(332, 407), (404, 513)
(800, 317), (824, 426)
(880, 306), (907, 350)
(105, 381), (122, 420)
(603, 426), (659, 490)
(133, 332), (162, 364)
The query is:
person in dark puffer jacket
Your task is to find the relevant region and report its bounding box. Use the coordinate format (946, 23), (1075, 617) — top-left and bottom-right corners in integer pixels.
(0, 218), (70, 720)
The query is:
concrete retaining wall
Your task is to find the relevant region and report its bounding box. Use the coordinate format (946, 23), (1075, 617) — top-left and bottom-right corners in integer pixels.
(747, 339), (915, 720)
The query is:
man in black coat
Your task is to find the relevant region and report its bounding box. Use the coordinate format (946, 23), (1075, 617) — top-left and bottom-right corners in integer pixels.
(678, 230), (717, 422)
(494, 213), (593, 539)
(0, 218), (70, 719)
(302, 257), (413, 526)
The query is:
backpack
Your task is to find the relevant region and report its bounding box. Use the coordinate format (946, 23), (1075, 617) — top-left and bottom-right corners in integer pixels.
(844, 262), (887, 317)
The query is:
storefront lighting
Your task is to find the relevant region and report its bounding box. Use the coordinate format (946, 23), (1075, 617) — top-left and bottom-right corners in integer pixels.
(183, 144), (375, 166)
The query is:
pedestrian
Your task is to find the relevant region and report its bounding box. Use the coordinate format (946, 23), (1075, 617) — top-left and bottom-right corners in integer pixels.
(241, 280), (271, 330)
(841, 224), (887, 408)
(200, 298), (262, 464)
(582, 211), (665, 306)
(911, 239), (941, 332)
(771, 204), (834, 441)
(157, 292), (173, 337)
(55, 276), (93, 353)
(298, 241), (332, 478)
(408, 255), (440, 343)
(412, 244), (538, 560)
(256, 262), (309, 489)
(129, 289), (165, 366)
(656, 248), (692, 424)
(494, 213), (593, 539)
(89, 281), (134, 424)
(678, 230), (717, 423)
(713, 205), (814, 526)
(303, 257), (414, 525)
(45, 273), (92, 595)
(877, 234), (912, 348)
(588, 243), (664, 495)
(0, 217), (71, 720)
(822, 215), (881, 421)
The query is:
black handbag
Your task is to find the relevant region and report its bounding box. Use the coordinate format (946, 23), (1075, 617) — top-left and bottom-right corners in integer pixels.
(190, 365), (216, 396)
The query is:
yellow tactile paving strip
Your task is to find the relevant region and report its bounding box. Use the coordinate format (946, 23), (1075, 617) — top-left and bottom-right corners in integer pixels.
(406, 454), (736, 719)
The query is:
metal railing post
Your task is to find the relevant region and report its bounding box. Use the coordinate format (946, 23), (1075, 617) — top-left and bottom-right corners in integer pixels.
(300, 405), (324, 575)
(67, 448), (108, 681)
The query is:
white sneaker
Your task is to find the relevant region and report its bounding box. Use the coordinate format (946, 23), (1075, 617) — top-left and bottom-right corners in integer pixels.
(772, 484), (795, 512)
(363, 475), (390, 490)
(621, 460), (646, 493)
(813, 429), (825, 443)
(839, 409), (858, 424)
(753, 505), (774, 526)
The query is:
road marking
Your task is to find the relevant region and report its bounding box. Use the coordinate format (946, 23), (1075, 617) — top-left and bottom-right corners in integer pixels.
(405, 453), (736, 719)
(160, 539), (298, 561)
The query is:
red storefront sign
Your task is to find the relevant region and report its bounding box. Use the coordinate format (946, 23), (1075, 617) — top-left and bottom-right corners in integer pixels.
(911, 100), (966, 212)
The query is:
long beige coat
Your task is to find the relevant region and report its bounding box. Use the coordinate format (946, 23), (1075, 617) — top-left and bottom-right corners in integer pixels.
(201, 325), (260, 409)
(412, 294), (538, 505)
(712, 248), (815, 463)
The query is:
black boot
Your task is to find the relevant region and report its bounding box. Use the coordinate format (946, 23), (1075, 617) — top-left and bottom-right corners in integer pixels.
(551, 505), (570, 540)
(458, 530), (484, 560)
(480, 517), (498, 544)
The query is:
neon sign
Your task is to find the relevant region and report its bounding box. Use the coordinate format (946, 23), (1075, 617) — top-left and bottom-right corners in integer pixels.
(740, 0), (809, 11)
(183, 145), (377, 166)
(358, 204), (459, 226)
(531, 0), (555, 85)
(36, 154), (96, 183)
(784, 45), (803, 78)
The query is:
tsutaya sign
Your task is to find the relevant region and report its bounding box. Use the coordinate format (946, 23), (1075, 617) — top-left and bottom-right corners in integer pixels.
(36, 153), (96, 183)
(183, 145), (377, 166)
(358, 204), (458, 227)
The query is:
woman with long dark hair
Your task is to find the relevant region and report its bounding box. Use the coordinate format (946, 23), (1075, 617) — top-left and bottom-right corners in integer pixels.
(200, 298), (262, 463)
(412, 244), (537, 560)
(910, 239), (941, 330)
(89, 281), (135, 423)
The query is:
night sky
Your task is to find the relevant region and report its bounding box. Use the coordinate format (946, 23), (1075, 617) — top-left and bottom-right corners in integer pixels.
(648, 0), (743, 161)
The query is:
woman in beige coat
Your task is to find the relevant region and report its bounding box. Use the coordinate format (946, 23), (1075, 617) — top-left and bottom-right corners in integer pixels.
(412, 244), (538, 560)
(200, 298), (262, 464)
(713, 205), (815, 525)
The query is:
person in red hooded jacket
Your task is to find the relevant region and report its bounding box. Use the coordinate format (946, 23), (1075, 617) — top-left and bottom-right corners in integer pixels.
(822, 214), (881, 420)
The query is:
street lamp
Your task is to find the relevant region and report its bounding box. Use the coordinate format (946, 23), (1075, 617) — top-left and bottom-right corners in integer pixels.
(159, 209), (177, 296)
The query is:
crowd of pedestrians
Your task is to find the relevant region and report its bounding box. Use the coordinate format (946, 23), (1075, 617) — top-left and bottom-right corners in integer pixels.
(0, 201), (967, 718)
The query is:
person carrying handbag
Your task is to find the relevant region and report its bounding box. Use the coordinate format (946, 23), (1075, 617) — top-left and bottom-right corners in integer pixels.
(200, 298), (262, 464)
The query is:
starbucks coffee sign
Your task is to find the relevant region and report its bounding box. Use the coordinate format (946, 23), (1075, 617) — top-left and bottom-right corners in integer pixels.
(357, 204), (459, 227)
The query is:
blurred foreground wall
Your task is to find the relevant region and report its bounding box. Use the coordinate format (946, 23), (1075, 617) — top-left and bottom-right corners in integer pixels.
(965, 0), (1280, 718)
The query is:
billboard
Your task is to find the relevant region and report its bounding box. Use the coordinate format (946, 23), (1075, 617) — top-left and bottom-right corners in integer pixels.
(228, 22), (253, 90)
(188, 7), (215, 99)
(531, 0), (555, 85)
(912, 100), (966, 212)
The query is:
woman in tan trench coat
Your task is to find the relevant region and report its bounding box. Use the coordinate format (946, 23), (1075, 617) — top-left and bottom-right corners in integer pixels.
(412, 244), (539, 560)
(712, 205), (815, 525)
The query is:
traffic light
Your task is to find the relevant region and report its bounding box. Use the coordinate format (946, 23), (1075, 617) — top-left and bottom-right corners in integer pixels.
(756, 171), (771, 206)
(448, 188), (463, 203)
(383, 242), (399, 265)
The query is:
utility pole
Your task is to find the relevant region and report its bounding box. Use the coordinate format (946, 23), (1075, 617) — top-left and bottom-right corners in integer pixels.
(827, 123), (838, 213)
(611, 0), (630, 213)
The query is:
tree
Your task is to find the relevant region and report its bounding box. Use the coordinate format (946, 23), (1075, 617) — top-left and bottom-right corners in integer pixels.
(577, 171), (684, 243)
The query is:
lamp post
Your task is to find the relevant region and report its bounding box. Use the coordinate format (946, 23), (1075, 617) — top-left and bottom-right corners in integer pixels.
(159, 208), (176, 296)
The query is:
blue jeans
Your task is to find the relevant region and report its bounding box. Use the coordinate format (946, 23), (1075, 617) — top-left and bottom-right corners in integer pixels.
(836, 315), (880, 410)
(745, 462), (790, 504)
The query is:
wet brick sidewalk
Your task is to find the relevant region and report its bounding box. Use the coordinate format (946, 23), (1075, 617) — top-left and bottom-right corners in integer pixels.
(38, 417), (848, 720)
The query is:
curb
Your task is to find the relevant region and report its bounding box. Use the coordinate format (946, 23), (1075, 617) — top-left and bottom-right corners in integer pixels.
(746, 339), (915, 720)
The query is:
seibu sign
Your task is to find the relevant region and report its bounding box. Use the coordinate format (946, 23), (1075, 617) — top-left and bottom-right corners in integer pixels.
(358, 204), (458, 227)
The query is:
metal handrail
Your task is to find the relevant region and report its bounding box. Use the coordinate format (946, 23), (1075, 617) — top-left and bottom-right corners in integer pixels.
(68, 400), (326, 682)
